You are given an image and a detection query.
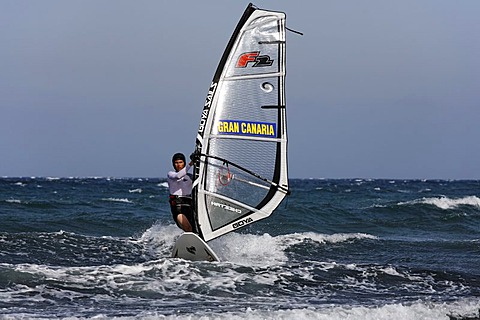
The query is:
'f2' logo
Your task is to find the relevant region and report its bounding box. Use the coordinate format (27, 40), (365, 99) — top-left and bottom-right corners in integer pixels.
(236, 51), (274, 68)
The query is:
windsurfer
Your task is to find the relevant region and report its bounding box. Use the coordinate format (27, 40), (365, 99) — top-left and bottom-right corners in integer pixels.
(167, 152), (198, 233)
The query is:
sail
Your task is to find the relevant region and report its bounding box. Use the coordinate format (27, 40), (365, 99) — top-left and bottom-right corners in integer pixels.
(193, 3), (289, 242)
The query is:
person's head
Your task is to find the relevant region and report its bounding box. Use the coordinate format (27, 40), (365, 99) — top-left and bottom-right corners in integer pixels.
(172, 153), (186, 172)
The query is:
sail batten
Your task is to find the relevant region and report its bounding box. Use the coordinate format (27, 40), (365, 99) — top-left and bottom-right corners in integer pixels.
(200, 190), (262, 213)
(193, 4), (288, 242)
(224, 72), (284, 81)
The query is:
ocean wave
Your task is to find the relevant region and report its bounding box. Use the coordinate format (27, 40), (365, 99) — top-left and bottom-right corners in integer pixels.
(129, 188), (142, 193)
(149, 299), (478, 320)
(207, 232), (378, 267)
(210, 232), (288, 266)
(2, 199), (54, 208)
(158, 182), (169, 188)
(4, 199), (22, 204)
(101, 198), (133, 204)
(399, 196), (480, 210)
(282, 232), (378, 246)
(2, 297), (477, 320)
(2, 224), (478, 320)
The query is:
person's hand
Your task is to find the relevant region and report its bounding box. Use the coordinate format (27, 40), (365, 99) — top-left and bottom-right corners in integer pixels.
(190, 150), (200, 162)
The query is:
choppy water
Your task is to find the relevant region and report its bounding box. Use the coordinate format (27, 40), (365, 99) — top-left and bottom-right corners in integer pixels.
(1, 177), (479, 319)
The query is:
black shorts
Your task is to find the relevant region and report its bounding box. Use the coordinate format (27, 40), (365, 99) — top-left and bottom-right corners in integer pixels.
(169, 195), (196, 231)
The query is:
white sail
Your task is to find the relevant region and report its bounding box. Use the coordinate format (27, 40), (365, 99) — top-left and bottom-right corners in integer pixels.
(193, 3), (289, 242)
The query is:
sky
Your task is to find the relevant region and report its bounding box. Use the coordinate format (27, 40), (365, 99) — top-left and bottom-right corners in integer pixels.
(1, 0), (479, 179)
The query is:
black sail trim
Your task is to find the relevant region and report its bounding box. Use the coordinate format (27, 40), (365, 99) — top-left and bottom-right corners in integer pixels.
(211, 4), (257, 84)
(193, 4), (257, 240)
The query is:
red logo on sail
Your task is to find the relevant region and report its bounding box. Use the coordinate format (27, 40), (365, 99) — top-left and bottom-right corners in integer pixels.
(236, 52), (274, 68)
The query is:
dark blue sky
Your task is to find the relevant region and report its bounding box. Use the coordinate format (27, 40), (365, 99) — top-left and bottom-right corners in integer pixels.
(1, 1), (479, 179)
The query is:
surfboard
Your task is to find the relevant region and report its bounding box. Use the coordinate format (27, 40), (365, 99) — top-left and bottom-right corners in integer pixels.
(171, 232), (220, 262)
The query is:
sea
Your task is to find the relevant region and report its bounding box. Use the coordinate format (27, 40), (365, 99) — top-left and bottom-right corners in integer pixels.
(0, 177), (479, 319)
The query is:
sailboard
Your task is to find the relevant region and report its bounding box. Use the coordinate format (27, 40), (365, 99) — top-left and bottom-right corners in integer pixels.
(172, 232), (219, 262)
(173, 3), (290, 261)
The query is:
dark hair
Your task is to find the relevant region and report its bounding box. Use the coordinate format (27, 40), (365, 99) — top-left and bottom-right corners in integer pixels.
(172, 153), (186, 167)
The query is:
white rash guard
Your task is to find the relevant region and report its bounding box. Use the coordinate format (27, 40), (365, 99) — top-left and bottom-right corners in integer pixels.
(167, 164), (193, 196)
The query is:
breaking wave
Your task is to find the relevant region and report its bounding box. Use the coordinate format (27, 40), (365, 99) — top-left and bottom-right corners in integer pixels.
(399, 196), (480, 210)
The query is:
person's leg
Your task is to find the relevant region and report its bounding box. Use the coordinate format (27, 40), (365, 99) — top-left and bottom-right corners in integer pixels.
(176, 213), (193, 232)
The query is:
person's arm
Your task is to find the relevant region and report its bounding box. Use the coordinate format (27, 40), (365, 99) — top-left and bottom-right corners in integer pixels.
(167, 164), (191, 180)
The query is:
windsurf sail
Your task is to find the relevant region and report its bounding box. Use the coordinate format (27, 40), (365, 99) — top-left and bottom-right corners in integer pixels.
(192, 3), (289, 242)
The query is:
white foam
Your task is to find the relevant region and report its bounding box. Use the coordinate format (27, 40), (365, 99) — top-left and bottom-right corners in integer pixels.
(135, 223), (182, 257)
(128, 188), (142, 193)
(210, 232), (288, 266)
(10, 298), (473, 320)
(400, 196), (480, 210)
(222, 300), (480, 320)
(138, 228), (374, 268)
(282, 232), (378, 246)
(101, 198), (133, 204)
(205, 232), (378, 267)
(380, 266), (404, 277)
(5, 199), (22, 204)
(158, 182), (169, 188)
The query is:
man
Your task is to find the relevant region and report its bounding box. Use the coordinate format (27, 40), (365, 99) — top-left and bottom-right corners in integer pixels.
(167, 152), (197, 232)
